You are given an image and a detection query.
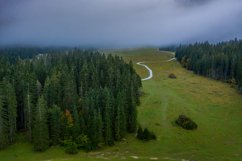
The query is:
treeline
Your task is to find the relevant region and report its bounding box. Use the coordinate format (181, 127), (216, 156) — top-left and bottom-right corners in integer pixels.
(0, 49), (142, 151)
(0, 47), (69, 63)
(176, 39), (242, 92)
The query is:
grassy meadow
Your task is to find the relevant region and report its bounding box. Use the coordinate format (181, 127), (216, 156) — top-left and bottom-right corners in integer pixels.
(0, 48), (242, 161)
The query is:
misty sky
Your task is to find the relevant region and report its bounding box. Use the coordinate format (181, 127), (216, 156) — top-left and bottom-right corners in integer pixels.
(0, 0), (242, 48)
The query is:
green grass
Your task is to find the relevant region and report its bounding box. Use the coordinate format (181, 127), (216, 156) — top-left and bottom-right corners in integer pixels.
(1, 48), (242, 161)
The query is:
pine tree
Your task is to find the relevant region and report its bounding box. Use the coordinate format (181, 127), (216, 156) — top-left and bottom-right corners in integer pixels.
(102, 88), (114, 145)
(114, 91), (126, 141)
(127, 82), (137, 133)
(44, 71), (61, 108)
(87, 108), (103, 150)
(62, 71), (78, 111)
(33, 96), (49, 151)
(0, 94), (8, 149)
(1, 80), (17, 144)
(24, 74), (38, 141)
(72, 105), (81, 138)
(96, 109), (103, 145)
(237, 57), (242, 92)
(80, 62), (89, 97)
(48, 105), (61, 145)
(5, 81), (17, 144)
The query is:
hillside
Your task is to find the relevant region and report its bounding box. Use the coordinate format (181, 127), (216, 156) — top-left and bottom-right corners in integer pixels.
(0, 48), (242, 161)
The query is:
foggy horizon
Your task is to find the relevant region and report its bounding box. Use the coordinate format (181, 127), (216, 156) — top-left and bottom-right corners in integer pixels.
(1, 0), (242, 48)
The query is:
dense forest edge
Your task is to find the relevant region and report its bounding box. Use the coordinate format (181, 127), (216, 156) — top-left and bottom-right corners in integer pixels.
(0, 49), (142, 152)
(173, 39), (242, 93)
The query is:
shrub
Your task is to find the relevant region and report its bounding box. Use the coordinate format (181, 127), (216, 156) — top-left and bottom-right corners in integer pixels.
(62, 139), (78, 154)
(137, 126), (144, 140)
(136, 126), (156, 141)
(169, 73), (177, 79)
(148, 131), (157, 140)
(75, 134), (89, 149)
(65, 142), (78, 154)
(175, 115), (197, 130)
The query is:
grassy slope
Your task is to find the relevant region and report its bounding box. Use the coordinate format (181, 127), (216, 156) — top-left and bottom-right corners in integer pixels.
(0, 48), (242, 161)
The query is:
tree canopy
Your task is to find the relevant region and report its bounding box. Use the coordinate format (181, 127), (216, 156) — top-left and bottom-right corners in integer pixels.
(0, 48), (142, 151)
(176, 39), (242, 93)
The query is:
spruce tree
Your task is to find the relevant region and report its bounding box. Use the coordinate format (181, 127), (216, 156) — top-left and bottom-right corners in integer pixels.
(87, 108), (103, 150)
(62, 71), (78, 111)
(48, 105), (61, 145)
(0, 94), (8, 149)
(72, 105), (81, 138)
(6, 82), (17, 143)
(114, 91), (126, 141)
(24, 74), (38, 141)
(1, 80), (17, 144)
(127, 82), (137, 133)
(33, 96), (49, 151)
(102, 88), (114, 145)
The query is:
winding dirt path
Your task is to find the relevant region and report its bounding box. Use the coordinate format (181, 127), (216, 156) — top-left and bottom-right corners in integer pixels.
(166, 57), (176, 62)
(136, 62), (153, 81)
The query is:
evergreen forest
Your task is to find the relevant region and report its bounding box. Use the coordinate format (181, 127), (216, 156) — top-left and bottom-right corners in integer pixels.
(0, 48), (142, 151)
(175, 39), (242, 92)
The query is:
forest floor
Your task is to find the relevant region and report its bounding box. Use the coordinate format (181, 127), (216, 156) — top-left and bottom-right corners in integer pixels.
(1, 48), (242, 161)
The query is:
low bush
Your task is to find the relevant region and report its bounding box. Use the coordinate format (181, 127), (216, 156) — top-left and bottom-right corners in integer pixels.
(75, 134), (89, 150)
(175, 115), (197, 130)
(62, 139), (78, 154)
(169, 73), (177, 79)
(65, 142), (78, 154)
(136, 126), (156, 141)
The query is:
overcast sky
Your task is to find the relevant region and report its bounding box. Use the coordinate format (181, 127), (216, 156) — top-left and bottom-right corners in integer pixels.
(0, 0), (242, 48)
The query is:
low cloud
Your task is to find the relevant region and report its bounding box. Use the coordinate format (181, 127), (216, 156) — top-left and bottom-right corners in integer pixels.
(0, 0), (242, 48)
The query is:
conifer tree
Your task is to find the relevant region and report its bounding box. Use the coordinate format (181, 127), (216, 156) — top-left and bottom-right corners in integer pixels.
(33, 96), (49, 151)
(5, 81), (17, 143)
(48, 105), (61, 145)
(102, 88), (114, 145)
(114, 91), (126, 141)
(24, 74), (38, 141)
(0, 94), (8, 149)
(127, 82), (137, 133)
(72, 105), (81, 138)
(87, 108), (103, 150)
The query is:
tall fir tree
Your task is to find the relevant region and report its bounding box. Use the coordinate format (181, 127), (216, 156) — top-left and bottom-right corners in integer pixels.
(48, 105), (61, 145)
(72, 105), (81, 138)
(114, 91), (126, 141)
(102, 88), (114, 145)
(0, 93), (8, 149)
(33, 96), (49, 151)
(127, 81), (137, 133)
(5, 81), (17, 144)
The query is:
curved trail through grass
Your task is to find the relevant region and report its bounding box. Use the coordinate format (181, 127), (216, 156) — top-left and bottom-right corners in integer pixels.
(166, 57), (176, 62)
(136, 62), (153, 81)
(136, 55), (176, 81)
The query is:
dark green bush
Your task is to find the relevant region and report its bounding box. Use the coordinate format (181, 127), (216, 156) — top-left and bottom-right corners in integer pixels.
(62, 139), (79, 154)
(169, 73), (177, 79)
(137, 126), (144, 140)
(136, 126), (156, 141)
(75, 134), (89, 149)
(65, 142), (78, 154)
(175, 115), (197, 130)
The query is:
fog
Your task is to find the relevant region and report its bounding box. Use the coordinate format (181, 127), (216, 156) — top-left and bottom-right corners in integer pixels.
(0, 0), (242, 48)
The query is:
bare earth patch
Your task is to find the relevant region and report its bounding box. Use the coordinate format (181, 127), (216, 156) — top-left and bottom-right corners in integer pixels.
(130, 156), (139, 159)
(150, 157), (159, 160)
